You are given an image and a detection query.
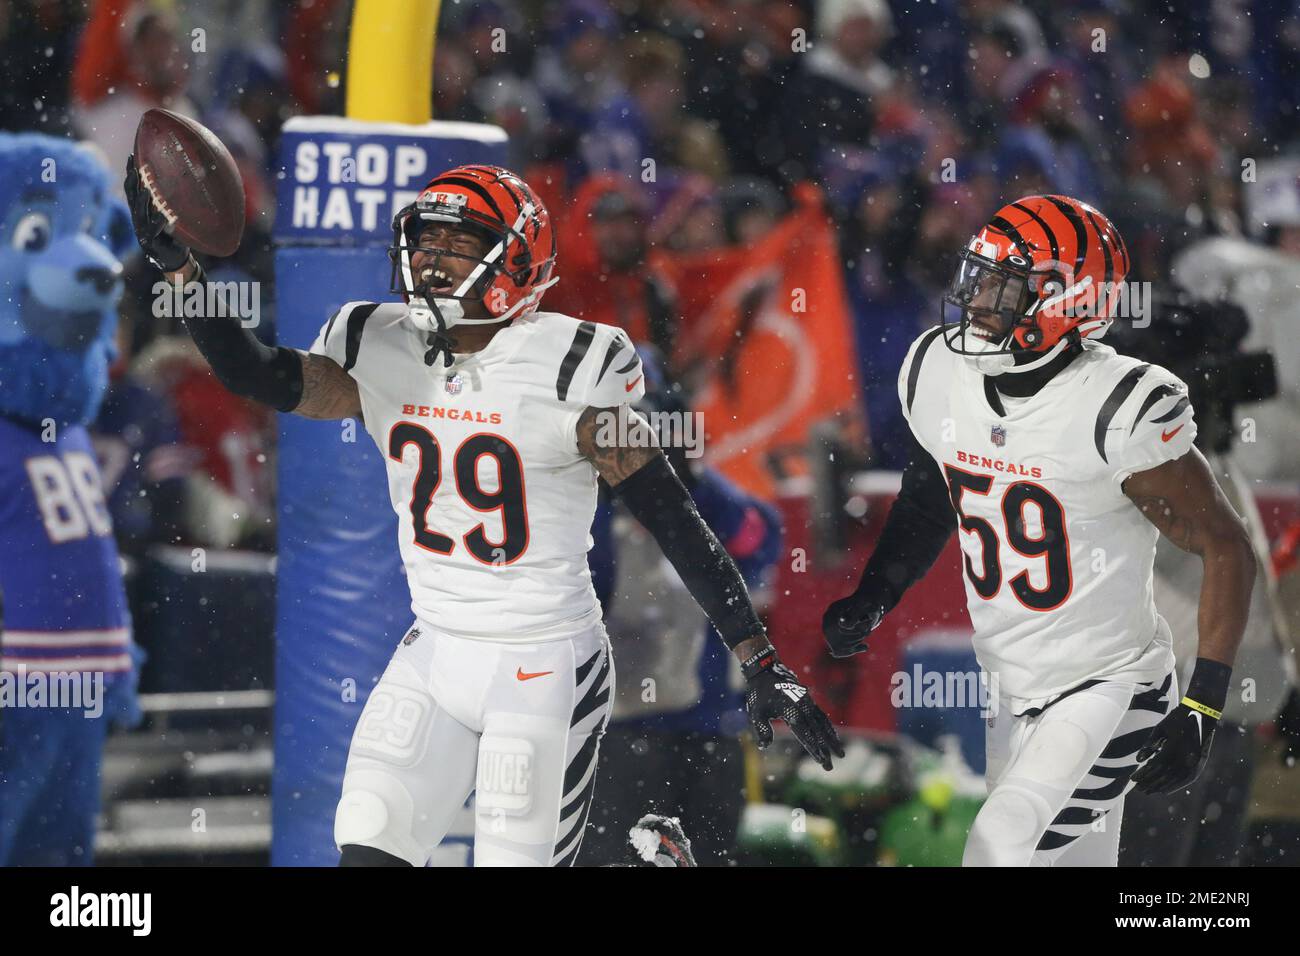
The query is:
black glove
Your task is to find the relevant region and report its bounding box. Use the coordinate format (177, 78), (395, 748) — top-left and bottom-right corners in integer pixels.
(822, 588), (886, 659)
(1132, 658), (1231, 794)
(742, 644), (845, 771)
(124, 153), (191, 272)
(1276, 686), (1300, 768)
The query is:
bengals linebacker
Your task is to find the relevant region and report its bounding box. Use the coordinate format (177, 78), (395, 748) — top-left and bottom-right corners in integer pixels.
(823, 196), (1256, 866)
(125, 160), (842, 867)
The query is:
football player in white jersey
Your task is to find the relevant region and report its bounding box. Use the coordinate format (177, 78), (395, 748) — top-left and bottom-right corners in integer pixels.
(823, 195), (1257, 866)
(125, 160), (842, 866)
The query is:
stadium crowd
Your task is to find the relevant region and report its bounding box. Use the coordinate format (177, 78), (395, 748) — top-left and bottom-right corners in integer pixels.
(1, 0), (1299, 865)
(2, 0), (1295, 540)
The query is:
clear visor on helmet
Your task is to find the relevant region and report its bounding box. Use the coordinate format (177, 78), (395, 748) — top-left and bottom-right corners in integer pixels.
(941, 252), (1034, 354)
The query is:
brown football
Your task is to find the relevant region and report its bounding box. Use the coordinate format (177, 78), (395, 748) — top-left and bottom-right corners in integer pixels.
(133, 108), (245, 257)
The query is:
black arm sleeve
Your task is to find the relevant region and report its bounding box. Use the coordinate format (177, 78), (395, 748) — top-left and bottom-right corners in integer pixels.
(855, 429), (956, 613)
(178, 263), (304, 412)
(614, 453), (765, 649)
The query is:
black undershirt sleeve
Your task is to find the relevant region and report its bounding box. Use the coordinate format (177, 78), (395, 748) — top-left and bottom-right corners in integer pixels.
(854, 429), (957, 613)
(613, 453), (765, 649)
(177, 262), (305, 412)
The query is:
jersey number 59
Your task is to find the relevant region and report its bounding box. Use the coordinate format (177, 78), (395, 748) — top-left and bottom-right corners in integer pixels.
(388, 424), (529, 565)
(943, 465), (1072, 611)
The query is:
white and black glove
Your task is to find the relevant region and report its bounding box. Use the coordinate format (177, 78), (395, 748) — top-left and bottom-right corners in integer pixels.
(743, 645), (845, 771)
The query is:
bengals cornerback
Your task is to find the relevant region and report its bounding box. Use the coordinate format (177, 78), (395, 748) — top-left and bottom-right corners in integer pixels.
(824, 195), (1256, 866)
(126, 161), (843, 867)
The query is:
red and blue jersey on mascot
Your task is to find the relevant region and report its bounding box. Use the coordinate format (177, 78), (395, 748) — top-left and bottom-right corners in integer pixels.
(0, 132), (140, 866)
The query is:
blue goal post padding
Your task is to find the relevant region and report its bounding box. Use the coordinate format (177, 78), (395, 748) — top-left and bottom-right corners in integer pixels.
(271, 117), (508, 866)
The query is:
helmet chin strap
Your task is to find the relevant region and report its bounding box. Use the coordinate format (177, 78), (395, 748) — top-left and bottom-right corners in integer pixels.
(411, 295), (458, 368)
(986, 335), (1073, 376)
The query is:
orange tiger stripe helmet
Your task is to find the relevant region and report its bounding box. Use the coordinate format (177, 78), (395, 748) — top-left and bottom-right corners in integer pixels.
(942, 195), (1130, 371)
(389, 164), (558, 329)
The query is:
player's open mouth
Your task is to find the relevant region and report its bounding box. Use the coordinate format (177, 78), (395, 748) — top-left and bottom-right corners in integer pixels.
(419, 266), (455, 292)
(967, 317), (1004, 341)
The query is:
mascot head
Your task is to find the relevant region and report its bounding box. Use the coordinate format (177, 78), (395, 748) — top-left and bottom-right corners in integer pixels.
(0, 132), (134, 427)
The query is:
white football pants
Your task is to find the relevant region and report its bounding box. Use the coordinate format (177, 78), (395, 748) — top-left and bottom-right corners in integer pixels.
(964, 670), (1176, 867)
(334, 619), (613, 866)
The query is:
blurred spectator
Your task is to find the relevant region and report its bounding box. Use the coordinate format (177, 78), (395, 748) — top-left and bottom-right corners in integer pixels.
(282, 0), (349, 116)
(130, 329), (276, 551)
(441, 3), (550, 169)
(581, 32), (728, 181)
(432, 39), (486, 124)
(90, 324), (195, 557)
(1054, 1), (1138, 164)
(584, 351), (784, 866)
(775, 0), (891, 184)
(1114, 55), (1235, 281)
(0, 0), (83, 133)
(531, 0), (626, 170)
(204, 43), (296, 247)
(72, 1), (198, 195)
(1004, 63), (1105, 202)
(717, 176), (788, 246)
(649, 173), (726, 253)
(674, 1), (806, 179)
(832, 151), (929, 468)
(958, 18), (1031, 153)
(546, 175), (680, 359)
(967, 0), (1047, 58)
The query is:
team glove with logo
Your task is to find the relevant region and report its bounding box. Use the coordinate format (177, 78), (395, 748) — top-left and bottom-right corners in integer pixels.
(124, 154), (191, 273)
(742, 644), (845, 771)
(822, 588), (886, 659)
(1132, 658), (1231, 794)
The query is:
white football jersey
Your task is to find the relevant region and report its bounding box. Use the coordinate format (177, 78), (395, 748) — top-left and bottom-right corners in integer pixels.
(899, 327), (1195, 708)
(311, 304), (646, 642)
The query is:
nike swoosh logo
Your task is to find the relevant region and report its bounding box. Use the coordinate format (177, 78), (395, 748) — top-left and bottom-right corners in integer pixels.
(1161, 423), (1185, 442)
(625, 375), (643, 392)
(516, 668), (554, 681)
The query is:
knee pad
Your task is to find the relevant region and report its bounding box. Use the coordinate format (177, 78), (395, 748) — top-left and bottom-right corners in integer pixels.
(334, 769), (423, 865)
(964, 787), (1051, 867)
(1017, 719), (1092, 789)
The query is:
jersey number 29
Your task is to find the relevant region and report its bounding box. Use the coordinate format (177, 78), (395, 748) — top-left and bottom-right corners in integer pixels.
(943, 465), (1072, 611)
(389, 424), (529, 565)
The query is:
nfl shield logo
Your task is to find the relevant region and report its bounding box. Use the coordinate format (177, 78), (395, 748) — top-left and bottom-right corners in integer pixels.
(990, 424), (1007, 446)
(445, 373), (463, 395)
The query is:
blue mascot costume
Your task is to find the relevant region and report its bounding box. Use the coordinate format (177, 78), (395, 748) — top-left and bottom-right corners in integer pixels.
(0, 132), (141, 865)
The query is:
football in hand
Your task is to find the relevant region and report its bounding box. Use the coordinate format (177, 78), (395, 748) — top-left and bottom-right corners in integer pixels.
(133, 108), (245, 257)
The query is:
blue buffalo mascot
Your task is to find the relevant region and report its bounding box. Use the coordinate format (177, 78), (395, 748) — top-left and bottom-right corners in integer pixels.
(0, 132), (141, 865)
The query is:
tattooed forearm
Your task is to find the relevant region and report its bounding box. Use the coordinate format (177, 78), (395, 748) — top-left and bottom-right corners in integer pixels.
(293, 351), (362, 420)
(576, 405), (661, 485)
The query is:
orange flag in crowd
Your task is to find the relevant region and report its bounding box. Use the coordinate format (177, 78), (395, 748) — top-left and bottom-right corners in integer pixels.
(660, 183), (862, 498)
